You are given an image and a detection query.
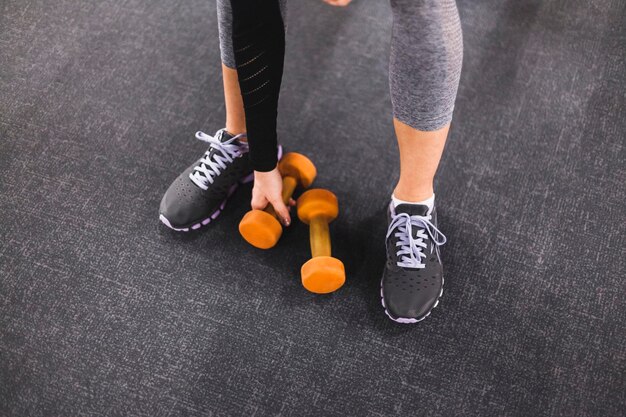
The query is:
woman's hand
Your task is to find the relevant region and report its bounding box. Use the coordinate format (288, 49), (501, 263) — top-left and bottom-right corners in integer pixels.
(323, 0), (352, 6)
(252, 167), (295, 226)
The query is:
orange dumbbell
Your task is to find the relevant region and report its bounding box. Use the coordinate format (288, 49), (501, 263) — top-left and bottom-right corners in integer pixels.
(239, 152), (316, 249)
(296, 189), (345, 294)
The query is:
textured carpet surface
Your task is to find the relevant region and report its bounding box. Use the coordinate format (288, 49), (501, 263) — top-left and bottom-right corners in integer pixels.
(1, 1), (625, 416)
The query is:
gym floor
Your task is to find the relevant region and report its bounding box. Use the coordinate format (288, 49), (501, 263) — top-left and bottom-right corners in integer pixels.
(1, 1), (624, 416)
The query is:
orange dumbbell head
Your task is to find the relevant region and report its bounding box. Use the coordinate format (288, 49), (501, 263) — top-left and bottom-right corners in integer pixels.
(278, 153), (317, 188)
(301, 256), (346, 294)
(296, 189), (339, 225)
(239, 209), (283, 249)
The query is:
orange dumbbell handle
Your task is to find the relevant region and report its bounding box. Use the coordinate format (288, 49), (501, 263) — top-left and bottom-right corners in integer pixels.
(309, 216), (331, 258)
(265, 175), (298, 218)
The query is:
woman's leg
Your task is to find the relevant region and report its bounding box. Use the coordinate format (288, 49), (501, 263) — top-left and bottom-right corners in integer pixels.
(217, 0), (245, 135)
(389, 0), (463, 203)
(381, 0), (463, 323)
(222, 64), (247, 135)
(217, 0), (246, 136)
(393, 121), (449, 202)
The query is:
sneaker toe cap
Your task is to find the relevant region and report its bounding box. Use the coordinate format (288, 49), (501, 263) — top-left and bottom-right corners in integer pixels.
(159, 176), (209, 228)
(384, 293), (438, 321)
(382, 270), (443, 322)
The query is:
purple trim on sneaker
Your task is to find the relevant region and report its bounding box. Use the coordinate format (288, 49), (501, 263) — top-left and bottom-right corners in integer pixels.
(240, 172), (254, 184)
(380, 276), (444, 324)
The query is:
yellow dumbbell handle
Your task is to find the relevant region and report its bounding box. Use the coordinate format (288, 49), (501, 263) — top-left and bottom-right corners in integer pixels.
(265, 175), (298, 218)
(309, 216), (331, 258)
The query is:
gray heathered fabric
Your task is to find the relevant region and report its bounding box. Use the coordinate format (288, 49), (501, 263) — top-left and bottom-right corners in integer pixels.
(217, 0), (462, 131)
(389, 0), (463, 130)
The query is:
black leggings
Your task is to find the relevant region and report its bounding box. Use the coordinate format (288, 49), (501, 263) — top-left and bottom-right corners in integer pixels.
(229, 0), (285, 172)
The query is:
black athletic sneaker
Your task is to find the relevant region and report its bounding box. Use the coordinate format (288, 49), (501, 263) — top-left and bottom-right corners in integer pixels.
(159, 129), (282, 231)
(381, 201), (447, 323)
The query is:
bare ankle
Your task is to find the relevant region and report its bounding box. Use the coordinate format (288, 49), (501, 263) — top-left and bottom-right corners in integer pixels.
(225, 125), (246, 139)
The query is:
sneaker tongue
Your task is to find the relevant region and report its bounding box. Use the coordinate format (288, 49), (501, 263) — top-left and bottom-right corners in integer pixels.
(207, 130), (235, 159)
(393, 203), (432, 241)
(219, 130), (235, 142)
(394, 203), (429, 217)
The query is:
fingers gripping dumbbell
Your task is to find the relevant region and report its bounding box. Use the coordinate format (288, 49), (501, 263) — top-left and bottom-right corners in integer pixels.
(296, 189), (346, 294)
(239, 153), (316, 249)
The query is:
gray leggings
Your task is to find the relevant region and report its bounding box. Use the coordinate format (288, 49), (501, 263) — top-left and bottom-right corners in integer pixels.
(217, 0), (462, 131)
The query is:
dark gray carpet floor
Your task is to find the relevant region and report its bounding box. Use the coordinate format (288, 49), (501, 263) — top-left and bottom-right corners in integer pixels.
(1, 0), (625, 416)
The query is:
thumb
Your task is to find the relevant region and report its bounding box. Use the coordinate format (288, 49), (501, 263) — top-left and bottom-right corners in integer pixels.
(270, 196), (291, 226)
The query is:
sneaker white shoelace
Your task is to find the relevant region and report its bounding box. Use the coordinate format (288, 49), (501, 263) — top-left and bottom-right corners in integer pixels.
(386, 211), (447, 269)
(189, 129), (248, 190)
